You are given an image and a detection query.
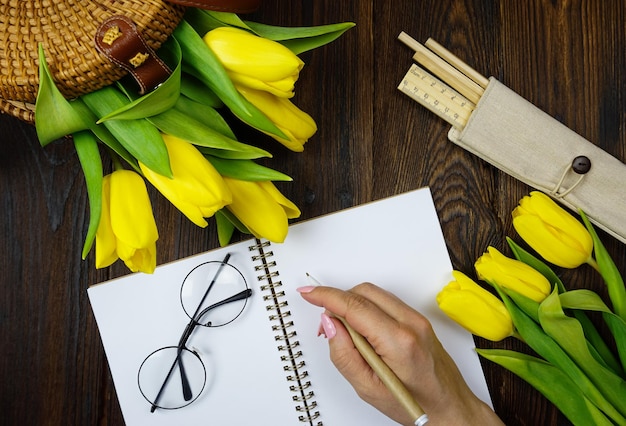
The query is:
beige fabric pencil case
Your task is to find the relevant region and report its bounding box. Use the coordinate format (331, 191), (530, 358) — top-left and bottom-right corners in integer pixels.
(448, 78), (626, 244)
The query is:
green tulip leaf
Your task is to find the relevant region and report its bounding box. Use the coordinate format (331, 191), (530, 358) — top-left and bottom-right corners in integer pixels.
(246, 21), (356, 55)
(185, 9), (355, 55)
(217, 207), (250, 235)
(539, 290), (626, 416)
(477, 349), (614, 426)
(502, 287), (540, 323)
(551, 280), (624, 378)
(215, 209), (236, 247)
(555, 292), (624, 376)
(245, 20), (354, 41)
(561, 290), (626, 374)
(585, 329), (625, 376)
(66, 99), (140, 172)
(206, 11), (250, 29)
(148, 108), (270, 158)
(227, 101), (289, 139)
(197, 146), (270, 160)
(509, 235), (624, 377)
(35, 44), (93, 145)
(173, 20), (249, 115)
(206, 157), (292, 181)
(81, 86), (172, 177)
(608, 315), (626, 374)
(580, 210), (626, 320)
(88, 129), (140, 173)
(186, 9), (252, 33)
(35, 57), (140, 174)
(577, 306), (625, 377)
(504, 282), (621, 375)
(183, 8), (238, 34)
(174, 19), (287, 139)
(97, 38), (182, 122)
(173, 96), (236, 139)
(180, 72), (223, 108)
(560, 289), (617, 312)
(73, 131), (103, 259)
(496, 286), (626, 423)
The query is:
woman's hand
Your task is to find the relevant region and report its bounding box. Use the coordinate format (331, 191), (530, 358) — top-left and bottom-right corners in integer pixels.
(297, 282), (504, 426)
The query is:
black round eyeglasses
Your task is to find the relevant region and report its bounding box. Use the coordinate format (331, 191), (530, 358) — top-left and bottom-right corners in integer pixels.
(137, 253), (252, 411)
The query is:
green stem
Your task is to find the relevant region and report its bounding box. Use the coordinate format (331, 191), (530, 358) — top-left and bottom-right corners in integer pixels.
(580, 210), (626, 321)
(111, 154), (124, 172)
(587, 257), (601, 273)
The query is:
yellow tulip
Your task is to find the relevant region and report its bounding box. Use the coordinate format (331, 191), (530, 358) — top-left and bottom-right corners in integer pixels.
(437, 271), (514, 341)
(512, 191), (593, 268)
(204, 26), (304, 98)
(236, 85), (317, 152)
(223, 178), (301, 243)
(475, 246), (551, 302)
(140, 134), (232, 228)
(96, 170), (158, 274)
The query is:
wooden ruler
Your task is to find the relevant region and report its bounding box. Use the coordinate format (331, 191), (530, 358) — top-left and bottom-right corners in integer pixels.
(397, 33), (488, 130)
(398, 64), (474, 129)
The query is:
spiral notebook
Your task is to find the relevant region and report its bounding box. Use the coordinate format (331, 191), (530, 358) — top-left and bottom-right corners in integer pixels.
(88, 187), (493, 425)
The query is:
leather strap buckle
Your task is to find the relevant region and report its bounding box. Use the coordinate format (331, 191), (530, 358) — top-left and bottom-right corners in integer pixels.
(95, 16), (172, 95)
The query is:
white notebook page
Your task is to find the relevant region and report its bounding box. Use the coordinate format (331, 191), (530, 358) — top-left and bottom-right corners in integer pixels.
(88, 187), (492, 425)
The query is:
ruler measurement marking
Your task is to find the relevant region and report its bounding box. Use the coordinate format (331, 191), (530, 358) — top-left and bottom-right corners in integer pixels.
(398, 64), (474, 129)
(404, 65), (474, 113)
(397, 33), (488, 130)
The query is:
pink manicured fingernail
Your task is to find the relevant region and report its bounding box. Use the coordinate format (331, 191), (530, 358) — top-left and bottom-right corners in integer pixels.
(317, 322), (325, 337)
(320, 313), (336, 339)
(296, 286), (316, 293)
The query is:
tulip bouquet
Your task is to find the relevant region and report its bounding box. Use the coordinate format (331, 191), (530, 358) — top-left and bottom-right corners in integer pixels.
(437, 191), (626, 425)
(34, 8), (353, 273)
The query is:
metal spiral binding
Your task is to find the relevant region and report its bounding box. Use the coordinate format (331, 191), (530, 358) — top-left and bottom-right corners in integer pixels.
(287, 371), (309, 381)
(284, 361), (305, 371)
(290, 381), (312, 392)
(265, 301), (289, 311)
(293, 391), (315, 402)
(269, 311), (292, 321)
(273, 320), (294, 331)
(264, 291), (285, 300)
(255, 260), (277, 270)
(249, 239), (322, 425)
(299, 411), (322, 423)
(297, 401), (318, 411)
(281, 350), (302, 362)
(275, 330), (297, 341)
(261, 281), (282, 291)
(278, 341), (300, 351)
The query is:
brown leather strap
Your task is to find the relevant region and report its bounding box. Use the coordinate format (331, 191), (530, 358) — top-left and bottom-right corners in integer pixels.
(95, 16), (172, 95)
(166, 0), (261, 13)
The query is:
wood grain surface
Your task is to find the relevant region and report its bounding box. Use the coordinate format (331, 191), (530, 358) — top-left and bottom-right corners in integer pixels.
(1, 1), (625, 425)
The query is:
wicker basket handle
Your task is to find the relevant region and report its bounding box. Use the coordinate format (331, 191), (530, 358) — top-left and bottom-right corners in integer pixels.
(167, 0), (261, 13)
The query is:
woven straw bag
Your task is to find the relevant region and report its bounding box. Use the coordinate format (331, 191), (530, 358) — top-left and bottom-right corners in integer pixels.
(0, 0), (260, 123)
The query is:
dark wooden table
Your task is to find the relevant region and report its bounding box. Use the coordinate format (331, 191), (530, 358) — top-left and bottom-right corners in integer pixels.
(1, 1), (625, 425)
